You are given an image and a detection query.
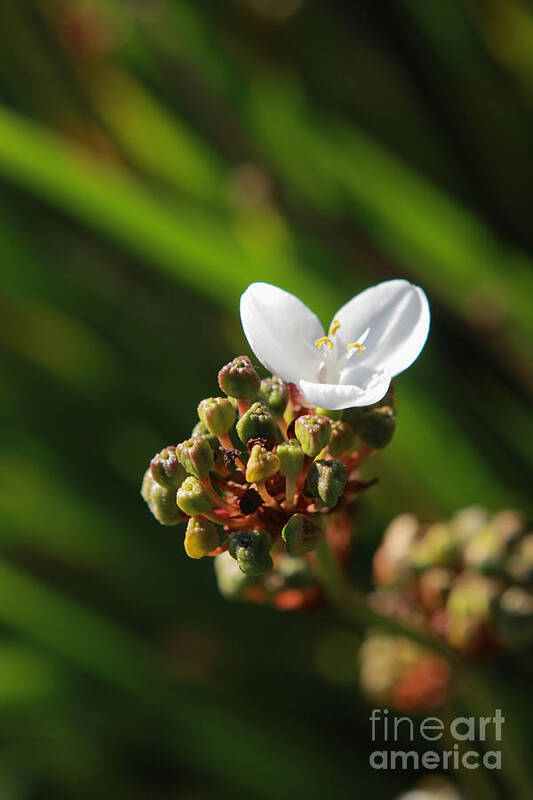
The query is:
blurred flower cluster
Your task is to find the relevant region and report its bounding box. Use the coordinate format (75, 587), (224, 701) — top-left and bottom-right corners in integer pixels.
(359, 631), (451, 712)
(372, 507), (533, 655)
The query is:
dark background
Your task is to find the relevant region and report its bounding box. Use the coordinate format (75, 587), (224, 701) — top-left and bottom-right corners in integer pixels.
(0, 1), (532, 798)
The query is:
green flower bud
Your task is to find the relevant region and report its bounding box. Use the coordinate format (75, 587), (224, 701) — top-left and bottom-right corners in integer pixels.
(258, 376), (288, 417)
(246, 444), (280, 483)
(214, 551), (250, 599)
(197, 397), (235, 436)
(150, 446), (187, 489)
(306, 459), (347, 507)
(190, 421), (219, 452)
(282, 514), (320, 555)
(218, 355), (260, 400)
(176, 476), (213, 516)
(276, 439), (304, 476)
(236, 401), (278, 444)
(228, 530), (273, 576)
(328, 420), (356, 458)
(295, 414), (331, 458)
(356, 406), (395, 449)
(409, 523), (457, 571)
(141, 470), (185, 526)
(184, 516), (220, 559)
(177, 436), (214, 480)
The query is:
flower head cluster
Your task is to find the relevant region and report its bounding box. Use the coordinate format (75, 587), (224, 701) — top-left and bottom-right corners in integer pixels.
(141, 279), (429, 590)
(372, 507), (533, 655)
(141, 350), (396, 580)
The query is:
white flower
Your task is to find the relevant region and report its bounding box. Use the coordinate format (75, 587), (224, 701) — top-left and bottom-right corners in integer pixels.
(240, 279), (430, 410)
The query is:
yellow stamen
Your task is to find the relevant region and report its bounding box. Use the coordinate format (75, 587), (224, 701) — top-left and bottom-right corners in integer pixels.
(314, 336), (333, 351)
(329, 319), (341, 336)
(347, 341), (366, 355)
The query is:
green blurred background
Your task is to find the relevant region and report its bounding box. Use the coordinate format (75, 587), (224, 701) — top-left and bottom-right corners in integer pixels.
(0, 1), (532, 798)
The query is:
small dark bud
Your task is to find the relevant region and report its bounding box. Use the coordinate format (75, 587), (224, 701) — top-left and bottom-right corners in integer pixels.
(356, 406), (395, 449)
(218, 355), (261, 400)
(239, 488), (263, 515)
(228, 530), (273, 576)
(258, 376), (289, 417)
(222, 448), (241, 470)
(307, 459), (347, 507)
(150, 446), (187, 490)
(282, 514), (320, 555)
(236, 401), (278, 444)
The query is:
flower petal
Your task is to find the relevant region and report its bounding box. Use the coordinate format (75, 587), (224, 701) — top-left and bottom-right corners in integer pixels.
(240, 282), (324, 383)
(333, 279), (430, 378)
(299, 369), (391, 410)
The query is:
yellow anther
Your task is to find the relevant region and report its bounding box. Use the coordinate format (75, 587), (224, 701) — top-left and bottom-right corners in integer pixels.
(315, 336), (333, 351)
(347, 341), (366, 355)
(329, 319), (341, 336)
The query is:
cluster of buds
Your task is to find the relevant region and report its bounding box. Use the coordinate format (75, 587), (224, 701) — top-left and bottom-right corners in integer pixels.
(372, 507), (533, 655)
(359, 631), (451, 712)
(142, 355), (396, 593)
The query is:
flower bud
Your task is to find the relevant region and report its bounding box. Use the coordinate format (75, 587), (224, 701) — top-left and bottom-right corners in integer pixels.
(141, 470), (185, 526)
(307, 459), (347, 507)
(328, 420), (356, 458)
(184, 517), (220, 559)
(176, 476), (213, 516)
(190, 421), (220, 452)
(356, 406), (395, 449)
(294, 414), (331, 458)
(236, 401), (278, 444)
(218, 355), (260, 400)
(177, 436), (214, 480)
(197, 397), (235, 436)
(150, 446), (187, 489)
(409, 523), (457, 571)
(276, 439), (304, 476)
(245, 444), (280, 483)
(282, 514), (320, 555)
(228, 530), (273, 576)
(258, 376), (288, 417)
